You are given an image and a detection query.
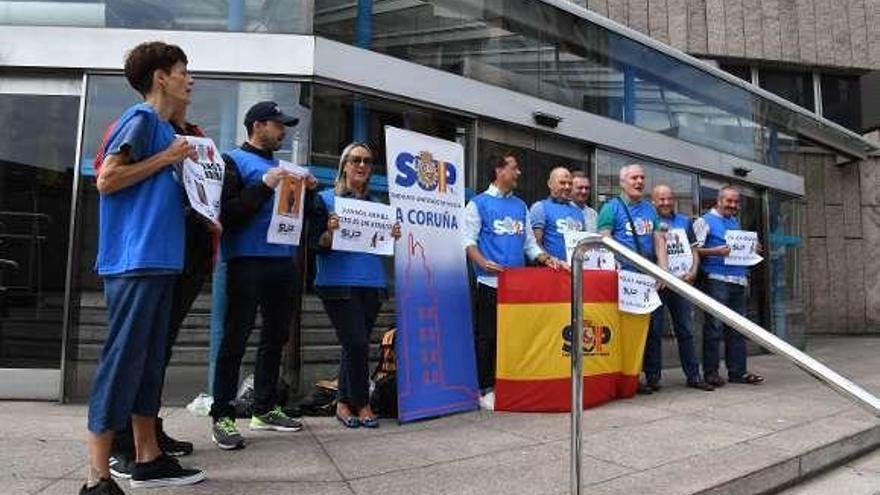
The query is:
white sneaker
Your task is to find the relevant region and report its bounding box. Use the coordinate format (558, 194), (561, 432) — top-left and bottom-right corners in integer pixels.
(479, 391), (495, 411)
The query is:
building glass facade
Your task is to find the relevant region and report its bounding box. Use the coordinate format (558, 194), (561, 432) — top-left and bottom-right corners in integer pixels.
(0, 0), (862, 400)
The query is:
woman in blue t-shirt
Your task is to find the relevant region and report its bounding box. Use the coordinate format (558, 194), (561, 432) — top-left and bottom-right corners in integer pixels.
(310, 142), (401, 428)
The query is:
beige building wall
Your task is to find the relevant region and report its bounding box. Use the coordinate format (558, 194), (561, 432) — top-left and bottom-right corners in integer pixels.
(573, 0), (880, 70)
(569, 0), (880, 334)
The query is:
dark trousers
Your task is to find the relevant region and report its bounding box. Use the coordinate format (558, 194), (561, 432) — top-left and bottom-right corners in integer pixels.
(112, 218), (212, 457)
(644, 288), (701, 382)
(474, 283), (498, 392)
(702, 278), (748, 379)
(210, 257), (297, 421)
(319, 286), (384, 408)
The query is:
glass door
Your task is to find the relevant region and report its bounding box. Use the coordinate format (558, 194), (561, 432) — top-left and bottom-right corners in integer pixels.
(0, 74), (81, 399)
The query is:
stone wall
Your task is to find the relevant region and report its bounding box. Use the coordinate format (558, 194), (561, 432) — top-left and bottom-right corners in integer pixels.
(777, 149), (878, 334)
(571, 0), (880, 70)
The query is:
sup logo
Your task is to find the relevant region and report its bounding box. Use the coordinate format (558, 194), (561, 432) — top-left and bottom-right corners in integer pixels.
(394, 150), (458, 193)
(561, 323), (612, 355)
(492, 217), (524, 236)
(340, 228), (362, 239)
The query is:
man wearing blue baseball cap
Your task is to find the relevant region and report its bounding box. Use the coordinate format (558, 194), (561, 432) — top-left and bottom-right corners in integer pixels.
(209, 101), (315, 450)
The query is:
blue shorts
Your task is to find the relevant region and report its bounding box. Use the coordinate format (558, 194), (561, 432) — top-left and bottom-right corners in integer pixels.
(87, 274), (175, 434)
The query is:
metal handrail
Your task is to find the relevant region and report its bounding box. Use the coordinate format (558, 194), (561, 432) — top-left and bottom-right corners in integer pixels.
(569, 233), (880, 495)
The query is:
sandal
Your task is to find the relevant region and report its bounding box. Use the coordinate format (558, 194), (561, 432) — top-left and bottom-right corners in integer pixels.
(336, 414), (360, 429)
(728, 372), (764, 385)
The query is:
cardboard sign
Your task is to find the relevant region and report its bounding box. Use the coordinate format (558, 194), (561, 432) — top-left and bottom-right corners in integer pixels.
(618, 270), (662, 314)
(665, 228), (694, 277)
(266, 160), (308, 245)
(180, 136), (224, 222)
(564, 231), (616, 270)
(724, 230), (763, 266)
(331, 197), (395, 256)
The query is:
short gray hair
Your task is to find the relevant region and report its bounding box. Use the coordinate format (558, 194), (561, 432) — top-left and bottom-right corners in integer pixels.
(618, 163), (644, 181)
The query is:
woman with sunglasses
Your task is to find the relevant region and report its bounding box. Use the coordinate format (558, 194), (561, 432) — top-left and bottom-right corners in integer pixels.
(310, 142), (401, 428)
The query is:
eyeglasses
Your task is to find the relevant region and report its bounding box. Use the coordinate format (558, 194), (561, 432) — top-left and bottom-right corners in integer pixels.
(348, 156), (373, 166)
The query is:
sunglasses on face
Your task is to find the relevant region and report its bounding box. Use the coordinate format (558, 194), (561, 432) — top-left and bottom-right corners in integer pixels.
(348, 156), (373, 165)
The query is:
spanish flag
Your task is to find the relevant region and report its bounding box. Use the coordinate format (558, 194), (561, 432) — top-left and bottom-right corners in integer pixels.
(495, 268), (650, 412)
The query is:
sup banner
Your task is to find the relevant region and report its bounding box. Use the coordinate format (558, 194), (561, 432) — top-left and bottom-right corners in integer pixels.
(495, 268), (650, 412)
(386, 126), (479, 423)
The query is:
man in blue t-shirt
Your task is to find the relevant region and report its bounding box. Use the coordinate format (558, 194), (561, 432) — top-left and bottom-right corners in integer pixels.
(209, 101), (317, 450)
(596, 164), (667, 395)
(462, 151), (561, 409)
(694, 186), (765, 387)
(529, 167), (585, 261)
(84, 42), (205, 494)
(646, 185), (714, 392)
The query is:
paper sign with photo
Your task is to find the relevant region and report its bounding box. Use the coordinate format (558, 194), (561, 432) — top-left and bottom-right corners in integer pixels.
(267, 160), (309, 245)
(723, 230), (763, 266)
(331, 197), (395, 256)
(563, 231), (616, 270)
(180, 136), (224, 222)
(665, 228), (694, 277)
(618, 270), (662, 314)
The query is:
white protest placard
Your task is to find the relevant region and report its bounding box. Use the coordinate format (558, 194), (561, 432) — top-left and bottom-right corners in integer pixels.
(724, 230), (763, 266)
(267, 160), (308, 245)
(563, 231), (616, 270)
(665, 228), (694, 277)
(618, 270), (662, 314)
(180, 136), (224, 222)
(332, 197), (395, 256)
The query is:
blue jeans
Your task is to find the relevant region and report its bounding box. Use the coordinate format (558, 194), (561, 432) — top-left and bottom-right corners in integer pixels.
(644, 288), (701, 382)
(208, 260), (227, 396)
(701, 278), (748, 379)
(88, 274), (175, 433)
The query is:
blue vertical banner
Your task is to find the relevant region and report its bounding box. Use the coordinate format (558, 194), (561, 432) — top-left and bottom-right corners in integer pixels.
(385, 126), (479, 423)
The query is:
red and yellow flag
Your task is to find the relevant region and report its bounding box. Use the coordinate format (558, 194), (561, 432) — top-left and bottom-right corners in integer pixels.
(495, 268), (650, 412)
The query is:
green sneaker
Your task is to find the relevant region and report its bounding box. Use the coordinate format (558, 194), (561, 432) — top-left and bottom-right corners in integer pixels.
(250, 406), (303, 432)
(212, 417), (245, 450)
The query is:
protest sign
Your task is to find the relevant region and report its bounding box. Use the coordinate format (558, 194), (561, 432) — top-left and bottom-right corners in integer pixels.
(563, 231), (616, 270)
(618, 270), (662, 314)
(665, 228), (694, 277)
(331, 197), (395, 256)
(180, 136), (224, 222)
(266, 160), (308, 245)
(724, 230), (763, 266)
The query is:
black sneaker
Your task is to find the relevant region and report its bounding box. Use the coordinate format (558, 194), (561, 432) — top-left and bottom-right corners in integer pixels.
(646, 376), (662, 392)
(108, 455), (132, 479)
(79, 478), (125, 495)
(129, 454), (206, 488)
(157, 417), (194, 457)
(212, 416), (246, 450)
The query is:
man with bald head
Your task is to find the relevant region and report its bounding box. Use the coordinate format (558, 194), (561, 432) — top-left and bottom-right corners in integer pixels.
(528, 167), (585, 260)
(597, 164), (667, 394)
(646, 185), (713, 391)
